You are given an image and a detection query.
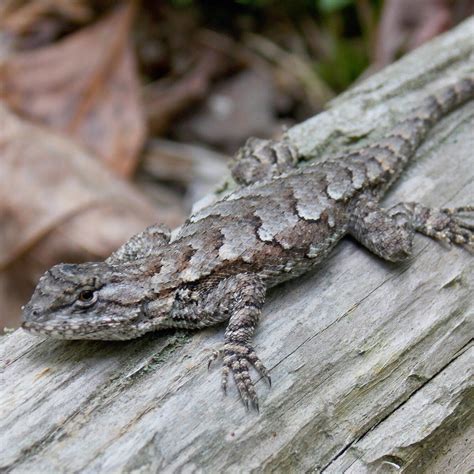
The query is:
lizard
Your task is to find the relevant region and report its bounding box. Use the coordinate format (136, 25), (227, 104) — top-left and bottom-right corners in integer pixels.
(21, 76), (474, 410)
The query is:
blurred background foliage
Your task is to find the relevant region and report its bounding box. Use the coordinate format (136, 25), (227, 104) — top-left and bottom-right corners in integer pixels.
(167, 0), (384, 91)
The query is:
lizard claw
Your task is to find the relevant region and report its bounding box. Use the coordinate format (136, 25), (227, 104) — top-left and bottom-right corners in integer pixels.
(221, 343), (270, 411)
(207, 347), (222, 370)
(420, 206), (474, 251)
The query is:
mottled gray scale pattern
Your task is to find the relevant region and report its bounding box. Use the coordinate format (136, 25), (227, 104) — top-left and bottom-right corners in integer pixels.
(251, 185), (300, 246)
(189, 198), (246, 224)
(389, 120), (424, 147)
(107, 224), (171, 265)
(307, 226), (347, 261)
(342, 156), (369, 190)
(151, 243), (196, 289)
(366, 144), (402, 170)
(290, 172), (334, 222)
(323, 163), (354, 201)
(219, 220), (261, 263)
(354, 154), (384, 182)
(278, 213), (340, 258)
(230, 137), (298, 186)
(378, 135), (413, 157)
(181, 229), (224, 282)
(297, 166), (353, 228)
(21, 76), (474, 409)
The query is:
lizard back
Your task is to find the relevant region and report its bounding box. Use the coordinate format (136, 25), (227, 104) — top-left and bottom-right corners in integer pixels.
(153, 76), (474, 290)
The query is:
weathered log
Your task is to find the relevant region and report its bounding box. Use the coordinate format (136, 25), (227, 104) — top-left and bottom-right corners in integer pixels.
(1, 17), (473, 473)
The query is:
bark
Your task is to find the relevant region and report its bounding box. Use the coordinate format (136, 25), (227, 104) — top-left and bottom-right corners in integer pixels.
(1, 17), (473, 474)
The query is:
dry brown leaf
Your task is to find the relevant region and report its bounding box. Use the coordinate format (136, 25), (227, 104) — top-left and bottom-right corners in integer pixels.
(374, 0), (452, 68)
(145, 47), (231, 135)
(139, 138), (228, 208)
(0, 0), (92, 36)
(0, 3), (146, 177)
(0, 104), (181, 330)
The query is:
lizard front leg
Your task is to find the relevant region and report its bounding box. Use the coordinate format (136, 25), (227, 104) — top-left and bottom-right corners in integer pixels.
(206, 273), (270, 410)
(348, 195), (473, 261)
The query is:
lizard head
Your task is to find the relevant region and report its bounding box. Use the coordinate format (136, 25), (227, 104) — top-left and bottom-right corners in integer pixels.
(21, 261), (159, 340)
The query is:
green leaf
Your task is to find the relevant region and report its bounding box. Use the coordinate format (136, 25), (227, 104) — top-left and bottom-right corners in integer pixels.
(317, 0), (354, 12)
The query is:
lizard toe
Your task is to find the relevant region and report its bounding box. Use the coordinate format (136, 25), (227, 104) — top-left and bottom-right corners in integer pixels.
(439, 207), (474, 250)
(221, 343), (269, 411)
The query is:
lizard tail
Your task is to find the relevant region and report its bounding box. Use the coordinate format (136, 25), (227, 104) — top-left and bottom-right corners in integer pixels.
(419, 76), (474, 126)
(393, 76), (474, 154)
(359, 75), (474, 194)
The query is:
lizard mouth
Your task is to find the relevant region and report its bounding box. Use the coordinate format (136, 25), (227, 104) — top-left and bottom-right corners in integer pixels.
(21, 298), (151, 340)
(21, 317), (145, 341)
(21, 320), (129, 340)
(21, 320), (103, 338)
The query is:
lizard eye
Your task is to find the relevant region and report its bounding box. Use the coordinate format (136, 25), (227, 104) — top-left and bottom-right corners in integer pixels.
(76, 289), (98, 307)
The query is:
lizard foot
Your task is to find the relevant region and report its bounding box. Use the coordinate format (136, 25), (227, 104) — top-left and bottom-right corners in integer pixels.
(210, 343), (271, 411)
(415, 205), (474, 250)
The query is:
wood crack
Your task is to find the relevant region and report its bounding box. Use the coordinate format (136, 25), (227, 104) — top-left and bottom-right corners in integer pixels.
(320, 339), (473, 472)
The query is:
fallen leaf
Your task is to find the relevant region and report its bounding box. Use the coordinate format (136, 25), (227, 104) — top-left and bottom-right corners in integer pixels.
(0, 104), (181, 330)
(145, 47), (231, 135)
(0, 3), (146, 177)
(0, 0), (92, 37)
(374, 0), (452, 68)
(140, 138), (228, 207)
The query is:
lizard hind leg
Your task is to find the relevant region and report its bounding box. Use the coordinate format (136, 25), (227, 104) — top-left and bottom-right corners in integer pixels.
(231, 137), (299, 186)
(390, 203), (474, 251)
(207, 273), (271, 411)
(348, 196), (474, 262)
